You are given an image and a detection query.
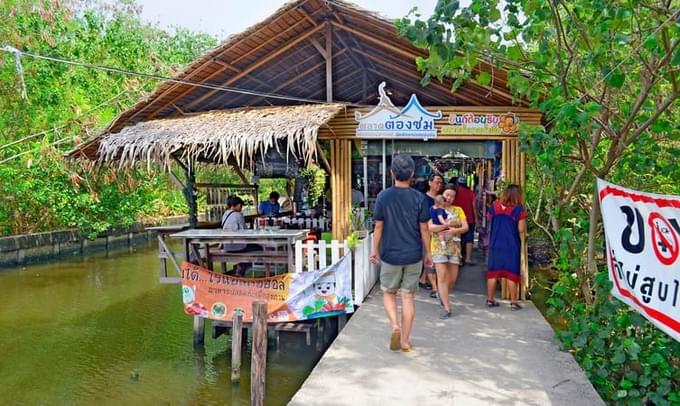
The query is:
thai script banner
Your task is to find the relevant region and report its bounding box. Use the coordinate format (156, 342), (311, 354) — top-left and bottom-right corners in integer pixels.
(441, 112), (519, 135)
(598, 179), (680, 342)
(355, 82), (442, 139)
(180, 254), (354, 323)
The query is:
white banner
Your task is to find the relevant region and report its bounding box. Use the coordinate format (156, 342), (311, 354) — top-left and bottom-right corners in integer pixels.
(598, 179), (680, 342)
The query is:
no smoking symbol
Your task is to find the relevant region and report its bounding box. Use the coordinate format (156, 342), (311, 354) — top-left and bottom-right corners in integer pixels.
(648, 212), (679, 266)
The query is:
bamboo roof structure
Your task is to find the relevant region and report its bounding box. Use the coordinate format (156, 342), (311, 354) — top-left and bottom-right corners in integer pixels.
(69, 0), (524, 166)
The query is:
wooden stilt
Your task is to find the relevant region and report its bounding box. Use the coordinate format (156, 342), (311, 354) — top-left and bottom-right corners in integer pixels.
(193, 316), (205, 348)
(251, 301), (267, 406)
(338, 314), (347, 332)
(231, 313), (243, 383)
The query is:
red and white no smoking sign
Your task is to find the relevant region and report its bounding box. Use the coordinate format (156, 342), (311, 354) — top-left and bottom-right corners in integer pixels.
(598, 179), (680, 343)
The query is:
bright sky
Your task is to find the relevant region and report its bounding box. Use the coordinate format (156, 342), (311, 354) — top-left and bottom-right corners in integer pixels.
(135, 0), (443, 38)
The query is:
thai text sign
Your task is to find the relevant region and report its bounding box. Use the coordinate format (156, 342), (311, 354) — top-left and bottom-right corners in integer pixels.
(180, 254), (354, 323)
(598, 179), (680, 342)
(441, 112), (519, 135)
(355, 82), (442, 139)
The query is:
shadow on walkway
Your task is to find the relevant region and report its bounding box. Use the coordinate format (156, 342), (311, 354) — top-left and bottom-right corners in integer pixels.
(290, 251), (603, 406)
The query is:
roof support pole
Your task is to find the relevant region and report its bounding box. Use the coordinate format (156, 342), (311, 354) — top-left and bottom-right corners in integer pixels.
(173, 155), (198, 229)
(325, 23), (333, 102)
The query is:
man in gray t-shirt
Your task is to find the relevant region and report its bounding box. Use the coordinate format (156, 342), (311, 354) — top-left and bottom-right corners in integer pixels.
(370, 154), (432, 352)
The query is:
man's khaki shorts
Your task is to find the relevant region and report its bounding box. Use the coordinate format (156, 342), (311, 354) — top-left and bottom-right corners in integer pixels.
(380, 260), (423, 293)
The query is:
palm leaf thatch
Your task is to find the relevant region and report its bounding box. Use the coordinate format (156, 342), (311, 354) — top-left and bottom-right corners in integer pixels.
(96, 104), (345, 170)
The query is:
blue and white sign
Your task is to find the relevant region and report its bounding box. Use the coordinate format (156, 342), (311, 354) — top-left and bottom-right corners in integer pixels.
(355, 82), (442, 139)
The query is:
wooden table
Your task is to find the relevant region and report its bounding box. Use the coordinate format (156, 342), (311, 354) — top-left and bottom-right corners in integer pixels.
(170, 229), (308, 272)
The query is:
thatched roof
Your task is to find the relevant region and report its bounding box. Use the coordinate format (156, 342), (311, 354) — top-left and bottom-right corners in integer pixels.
(95, 104), (344, 169)
(69, 0), (524, 165)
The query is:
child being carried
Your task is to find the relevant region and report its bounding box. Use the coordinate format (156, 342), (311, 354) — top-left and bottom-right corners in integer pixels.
(432, 195), (463, 248)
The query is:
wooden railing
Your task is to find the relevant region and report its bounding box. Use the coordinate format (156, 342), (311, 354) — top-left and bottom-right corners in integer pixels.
(195, 183), (259, 223)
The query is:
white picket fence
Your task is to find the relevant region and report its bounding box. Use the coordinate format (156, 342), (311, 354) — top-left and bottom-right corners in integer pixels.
(294, 234), (378, 305)
(286, 217), (329, 231)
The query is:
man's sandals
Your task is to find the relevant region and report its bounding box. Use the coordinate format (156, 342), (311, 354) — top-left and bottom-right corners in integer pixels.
(389, 330), (401, 351)
(389, 330), (414, 352)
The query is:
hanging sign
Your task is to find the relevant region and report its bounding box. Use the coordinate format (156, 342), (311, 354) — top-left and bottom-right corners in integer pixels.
(598, 178), (680, 342)
(180, 254), (354, 323)
(441, 112), (520, 135)
(355, 82), (442, 139)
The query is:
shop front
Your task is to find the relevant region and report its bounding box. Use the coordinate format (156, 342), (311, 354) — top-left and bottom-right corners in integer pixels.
(319, 82), (542, 229)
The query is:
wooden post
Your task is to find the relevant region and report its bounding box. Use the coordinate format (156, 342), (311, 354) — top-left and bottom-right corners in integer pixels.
(193, 316), (205, 348)
(325, 23), (333, 102)
(187, 162), (198, 228)
(231, 313), (243, 383)
(251, 301), (267, 406)
(173, 156), (198, 229)
(501, 140), (508, 182)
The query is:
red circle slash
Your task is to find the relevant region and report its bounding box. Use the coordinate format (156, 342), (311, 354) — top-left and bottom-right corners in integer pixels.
(648, 212), (679, 266)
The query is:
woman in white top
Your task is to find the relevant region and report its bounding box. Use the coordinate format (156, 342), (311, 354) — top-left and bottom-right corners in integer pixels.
(221, 196), (261, 275)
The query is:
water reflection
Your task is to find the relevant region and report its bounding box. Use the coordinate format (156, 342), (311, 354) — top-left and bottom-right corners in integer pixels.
(0, 241), (322, 405)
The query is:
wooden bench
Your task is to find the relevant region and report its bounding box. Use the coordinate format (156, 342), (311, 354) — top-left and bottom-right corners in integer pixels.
(275, 322), (314, 351)
(201, 249), (289, 275)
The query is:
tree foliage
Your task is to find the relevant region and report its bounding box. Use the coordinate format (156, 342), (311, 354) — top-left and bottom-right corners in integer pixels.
(0, 0), (217, 236)
(397, 0), (679, 403)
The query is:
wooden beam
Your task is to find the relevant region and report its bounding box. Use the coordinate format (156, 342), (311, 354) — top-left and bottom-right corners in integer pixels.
(210, 51), (323, 108)
(296, 6), (318, 26)
(333, 30), (370, 72)
(330, 21), (422, 61)
(231, 163), (249, 184)
(126, 13), (313, 124)
(326, 23), (333, 102)
(316, 141), (331, 173)
(354, 48), (486, 105)
(309, 37), (328, 59)
(244, 48), (347, 107)
(184, 22), (328, 111)
(214, 59), (270, 88)
(366, 67), (452, 106)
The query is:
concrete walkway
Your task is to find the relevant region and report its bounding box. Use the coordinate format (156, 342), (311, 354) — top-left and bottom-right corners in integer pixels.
(290, 260), (603, 406)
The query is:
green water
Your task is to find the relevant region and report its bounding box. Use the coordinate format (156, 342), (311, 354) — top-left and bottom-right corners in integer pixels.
(0, 242), (322, 405)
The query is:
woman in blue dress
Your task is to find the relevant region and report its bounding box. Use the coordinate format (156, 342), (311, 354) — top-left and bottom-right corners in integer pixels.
(486, 185), (527, 310)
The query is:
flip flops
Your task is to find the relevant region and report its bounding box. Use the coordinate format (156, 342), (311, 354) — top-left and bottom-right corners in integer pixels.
(389, 330), (401, 351)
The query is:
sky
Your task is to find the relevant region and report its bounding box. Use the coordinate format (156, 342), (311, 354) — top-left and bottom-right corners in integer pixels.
(135, 0), (442, 38)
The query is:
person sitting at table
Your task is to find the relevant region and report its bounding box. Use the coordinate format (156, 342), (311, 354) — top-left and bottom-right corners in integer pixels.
(258, 191), (281, 216)
(222, 196), (261, 276)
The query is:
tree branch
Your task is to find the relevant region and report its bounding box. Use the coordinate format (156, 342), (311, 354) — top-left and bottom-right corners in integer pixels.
(558, 166), (587, 208)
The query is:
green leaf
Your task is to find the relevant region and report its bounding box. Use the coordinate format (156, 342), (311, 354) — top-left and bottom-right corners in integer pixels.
(620, 379), (633, 390)
(607, 70), (625, 88)
(585, 102), (601, 113)
(643, 36), (658, 50)
(649, 352), (664, 365)
(671, 47), (680, 66)
(612, 350), (626, 364)
(476, 71), (492, 86)
(507, 45), (522, 61)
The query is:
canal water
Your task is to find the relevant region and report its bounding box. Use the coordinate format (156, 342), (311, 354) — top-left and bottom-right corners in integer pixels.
(0, 241), (322, 405)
